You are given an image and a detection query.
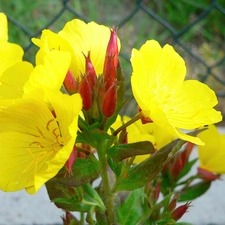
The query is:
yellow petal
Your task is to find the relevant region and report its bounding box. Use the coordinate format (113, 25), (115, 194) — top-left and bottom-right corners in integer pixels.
(131, 40), (222, 144)
(32, 29), (74, 66)
(198, 125), (225, 174)
(0, 61), (33, 100)
(0, 91), (82, 193)
(0, 42), (24, 76)
(23, 50), (71, 100)
(167, 80), (222, 129)
(0, 13), (8, 41)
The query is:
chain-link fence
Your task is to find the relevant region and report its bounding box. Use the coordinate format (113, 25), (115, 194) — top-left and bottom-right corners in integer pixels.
(1, 0), (225, 119)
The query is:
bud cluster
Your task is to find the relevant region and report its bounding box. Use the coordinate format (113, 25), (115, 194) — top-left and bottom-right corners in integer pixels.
(63, 28), (119, 120)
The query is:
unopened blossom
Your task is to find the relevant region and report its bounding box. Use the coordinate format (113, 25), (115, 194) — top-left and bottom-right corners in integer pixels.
(198, 125), (225, 174)
(0, 89), (82, 194)
(32, 19), (121, 79)
(131, 40), (222, 145)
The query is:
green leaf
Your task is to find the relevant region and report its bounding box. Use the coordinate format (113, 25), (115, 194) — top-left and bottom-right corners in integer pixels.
(76, 128), (110, 148)
(52, 155), (100, 187)
(117, 189), (145, 225)
(83, 183), (106, 211)
(108, 141), (155, 162)
(116, 138), (183, 191)
(45, 180), (91, 212)
(179, 181), (211, 202)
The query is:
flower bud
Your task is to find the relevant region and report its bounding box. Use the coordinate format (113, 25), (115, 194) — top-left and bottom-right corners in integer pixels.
(65, 145), (76, 174)
(171, 151), (186, 178)
(153, 180), (161, 201)
(63, 70), (77, 94)
(171, 202), (191, 221)
(102, 83), (117, 118)
(104, 27), (119, 70)
(62, 211), (76, 225)
(168, 194), (180, 212)
(198, 167), (220, 181)
(103, 55), (117, 91)
(83, 51), (97, 90)
(79, 75), (92, 111)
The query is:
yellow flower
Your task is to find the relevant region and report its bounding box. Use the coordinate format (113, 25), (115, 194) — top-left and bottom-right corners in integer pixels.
(198, 125), (225, 174)
(131, 40), (222, 145)
(112, 115), (175, 163)
(0, 13), (33, 100)
(32, 19), (120, 79)
(0, 13), (26, 77)
(0, 89), (82, 194)
(23, 50), (71, 100)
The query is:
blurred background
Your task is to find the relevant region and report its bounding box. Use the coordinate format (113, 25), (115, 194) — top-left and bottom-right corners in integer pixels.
(1, 1), (225, 224)
(1, 0), (225, 120)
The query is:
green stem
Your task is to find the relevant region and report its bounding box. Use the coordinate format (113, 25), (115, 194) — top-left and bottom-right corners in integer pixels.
(111, 157), (135, 193)
(113, 113), (141, 136)
(97, 142), (115, 224)
(80, 212), (85, 225)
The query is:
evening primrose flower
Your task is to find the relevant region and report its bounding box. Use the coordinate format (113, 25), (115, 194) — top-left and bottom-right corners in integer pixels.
(0, 13), (26, 76)
(32, 19), (121, 79)
(131, 40), (222, 145)
(0, 89), (82, 194)
(198, 125), (225, 174)
(0, 13), (33, 100)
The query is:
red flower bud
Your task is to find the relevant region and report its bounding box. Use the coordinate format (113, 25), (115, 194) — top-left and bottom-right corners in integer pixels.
(79, 75), (92, 111)
(198, 167), (220, 181)
(171, 151), (187, 178)
(83, 51), (97, 90)
(103, 55), (117, 91)
(62, 211), (76, 225)
(104, 27), (119, 70)
(153, 180), (161, 201)
(168, 194), (179, 212)
(65, 145), (76, 174)
(63, 70), (77, 94)
(171, 202), (191, 221)
(102, 83), (117, 118)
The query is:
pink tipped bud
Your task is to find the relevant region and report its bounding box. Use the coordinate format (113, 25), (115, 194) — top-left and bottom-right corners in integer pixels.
(103, 55), (117, 91)
(153, 180), (161, 201)
(171, 148), (190, 179)
(102, 83), (117, 118)
(79, 75), (92, 111)
(104, 27), (119, 70)
(63, 70), (77, 94)
(62, 211), (76, 225)
(185, 142), (195, 157)
(168, 194), (180, 212)
(65, 145), (76, 174)
(171, 202), (191, 221)
(83, 51), (97, 90)
(198, 167), (220, 181)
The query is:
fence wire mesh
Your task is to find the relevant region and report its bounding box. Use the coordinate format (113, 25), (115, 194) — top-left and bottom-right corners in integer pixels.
(1, 0), (225, 119)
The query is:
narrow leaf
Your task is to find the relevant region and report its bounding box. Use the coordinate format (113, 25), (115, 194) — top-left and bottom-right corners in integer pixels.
(179, 181), (211, 202)
(108, 141), (155, 162)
